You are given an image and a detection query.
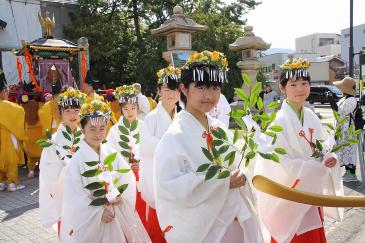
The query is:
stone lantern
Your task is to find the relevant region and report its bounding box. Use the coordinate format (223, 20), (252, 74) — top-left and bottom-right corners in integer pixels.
(229, 26), (271, 93)
(151, 5), (207, 65)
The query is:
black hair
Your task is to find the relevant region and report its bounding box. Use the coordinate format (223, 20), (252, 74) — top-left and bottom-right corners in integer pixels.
(280, 72), (311, 87)
(158, 79), (180, 91)
(180, 68), (222, 106)
(80, 117), (88, 129)
(58, 104), (81, 116)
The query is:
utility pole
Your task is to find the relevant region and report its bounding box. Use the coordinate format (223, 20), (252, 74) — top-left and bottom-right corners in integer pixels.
(349, 0), (354, 77)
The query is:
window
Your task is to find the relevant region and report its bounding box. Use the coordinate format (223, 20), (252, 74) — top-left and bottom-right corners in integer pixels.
(344, 33), (350, 38)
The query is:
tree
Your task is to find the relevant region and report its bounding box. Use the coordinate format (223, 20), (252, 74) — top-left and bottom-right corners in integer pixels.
(63, 0), (260, 98)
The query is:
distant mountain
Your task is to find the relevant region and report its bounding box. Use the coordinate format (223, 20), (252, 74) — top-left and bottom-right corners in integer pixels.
(263, 48), (295, 55)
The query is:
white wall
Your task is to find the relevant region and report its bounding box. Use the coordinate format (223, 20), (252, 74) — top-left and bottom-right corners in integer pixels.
(341, 23), (365, 65)
(308, 62), (329, 84)
(296, 33), (340, 56)
(0, 0), (42, 49)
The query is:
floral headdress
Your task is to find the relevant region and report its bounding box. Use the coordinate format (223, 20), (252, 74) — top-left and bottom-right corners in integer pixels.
(182, 50), (228, 83)
(280, 58), (311, 80)
(113, 85), (139, 104)
(58, 88), (87, 108)
(80, 100), (111, 125)
(156, 66), (181, 85)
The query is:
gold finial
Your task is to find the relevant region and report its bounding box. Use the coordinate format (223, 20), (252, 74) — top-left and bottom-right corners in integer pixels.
(38, 11), (56, 38)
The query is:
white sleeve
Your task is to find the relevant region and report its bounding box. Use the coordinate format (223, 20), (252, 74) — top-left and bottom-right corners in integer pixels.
(338, 97), (357, 115)
(138, 94), (150, 114)
(154, 135), (229, 208)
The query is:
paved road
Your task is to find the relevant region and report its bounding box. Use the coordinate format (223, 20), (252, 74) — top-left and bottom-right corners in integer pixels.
(0, 104), (364, 243)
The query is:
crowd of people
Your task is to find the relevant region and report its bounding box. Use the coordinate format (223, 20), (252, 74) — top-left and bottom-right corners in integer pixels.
(0, 50), (360, 243)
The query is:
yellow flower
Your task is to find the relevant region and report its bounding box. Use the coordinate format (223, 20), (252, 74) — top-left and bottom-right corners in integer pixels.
(221, 58), (228, 67)
(211, 51), (220, 61)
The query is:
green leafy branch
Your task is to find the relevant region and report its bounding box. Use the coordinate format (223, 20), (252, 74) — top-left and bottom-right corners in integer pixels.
(36, 126), (83, 160)
(81, 152), (131, 206)
(197, 73), (287, 181)
(311, 110), (361, 158)
(118, 117), (140, 163)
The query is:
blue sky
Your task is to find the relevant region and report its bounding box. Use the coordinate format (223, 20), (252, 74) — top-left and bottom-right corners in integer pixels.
(229, 0), (365, 49)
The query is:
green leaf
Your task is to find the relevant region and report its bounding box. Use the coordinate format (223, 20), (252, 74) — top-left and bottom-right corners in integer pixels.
(217, 170), (230, 179)
(121, 151), (130, 158)
(119, 141), (130, 150)
(74, 138), (81, 145)
(219, 145), (230, 154)
(211, 146), (221, 159)
(267, 102), (280, 110)
(265, 131), (276, 137)
(338, 117), (347, 126)
(85, 161), (99, 166)
(46, 130), (52, 140)
(197, 163), (210, 172)
(331, 145), (343, 152)
(113, 178), (119, 185)
(274, 147), (287, 155)
(259, 152), (271, 160)
(233, 129), (239, 144)
(248, 138), (256, 150)
(316, 139), (323, 151)
(224, 150), (235, 161)
(102, 139), (107, 144)
(268, 125), (284, 132)
(234, 117), (246, 130)
(229, 109), (246, 118)
(249, 93), (258, 107)
(84, 182), (104, 190)
(118, 184), (129, 194)
(354, 129), (362, 135)
(104, 152), (117, 165)
(211, 129), (224, 139)
(118, 125), (129, 135)
(119, 135), (130, 143)
(245, 151), (256, 160)
(134, 133), (140, 144)
(74, 130), (82, 137)
(326, 124), (335, 131)
(202, 147), (214, 162)
(81, 169), (101, 177)
(255, 113), (270, 122)
(123, 118), (130, 128)
(117, 168), (131, 173)
(62, 131), (71, 141)
(63, 145), (71, 150)
(348, 138), (359, 144)
(216, 127), (228, 140)
(333, 111), (339, 120)
(89, 198), (107, 206)
(270, 111), (277, 122)
(130, 120), (138, 131)
(257, 97), (263, 110)
(251, 82), (262, 96)
(234, 88), (248, 101)
(211, 140), (224, 146)
(205, 165), (221, 180)
(269, 153), (280, 163)
(65, 125), (72, 135)
(93, 189), (108, 197)
(241, 73), (251, 86)
(36, 139), (52, 148)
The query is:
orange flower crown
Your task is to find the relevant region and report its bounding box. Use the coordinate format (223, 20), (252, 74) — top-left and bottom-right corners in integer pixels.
(80, 100), (111, 125)
(182, 50), (229, 83)
(156, 66), (181, 85)
(280, 58), (311, 79)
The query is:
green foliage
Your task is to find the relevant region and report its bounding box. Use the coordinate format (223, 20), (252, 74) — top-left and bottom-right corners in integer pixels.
(63, 0), (260, 98)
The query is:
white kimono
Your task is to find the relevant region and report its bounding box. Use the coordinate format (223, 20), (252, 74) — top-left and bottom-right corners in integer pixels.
(139, 102), (175, 209)
(105, 117), (142, 161)
(137, 93), (151, 120)
(209, 93), (231, 128)
(39, 124), (83, 227)
(60, 140), (151, 243)
(154, 110), (263, 243)
(254, 101), (344, 243)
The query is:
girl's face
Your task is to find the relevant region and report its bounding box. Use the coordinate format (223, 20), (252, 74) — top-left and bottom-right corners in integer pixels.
(158, 84), (180, 107)
(61, 108), (80, 128)
(121, 102), (138, 122)
(82, 120), (106, 150)
(181, 82), (221, 113)
(280, 79), (310, 106)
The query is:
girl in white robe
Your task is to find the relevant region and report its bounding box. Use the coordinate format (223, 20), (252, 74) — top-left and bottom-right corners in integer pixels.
(154, 52), (263, 243)
(60, 100), (150, 243)
(139, 66), (180, 243)
(254, 59), (343, 243)
(106, 85), (147, 227)
(39, 89), (86, 232)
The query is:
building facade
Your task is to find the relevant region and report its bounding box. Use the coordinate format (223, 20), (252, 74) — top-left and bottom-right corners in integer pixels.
(295, 33), (341, 57)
